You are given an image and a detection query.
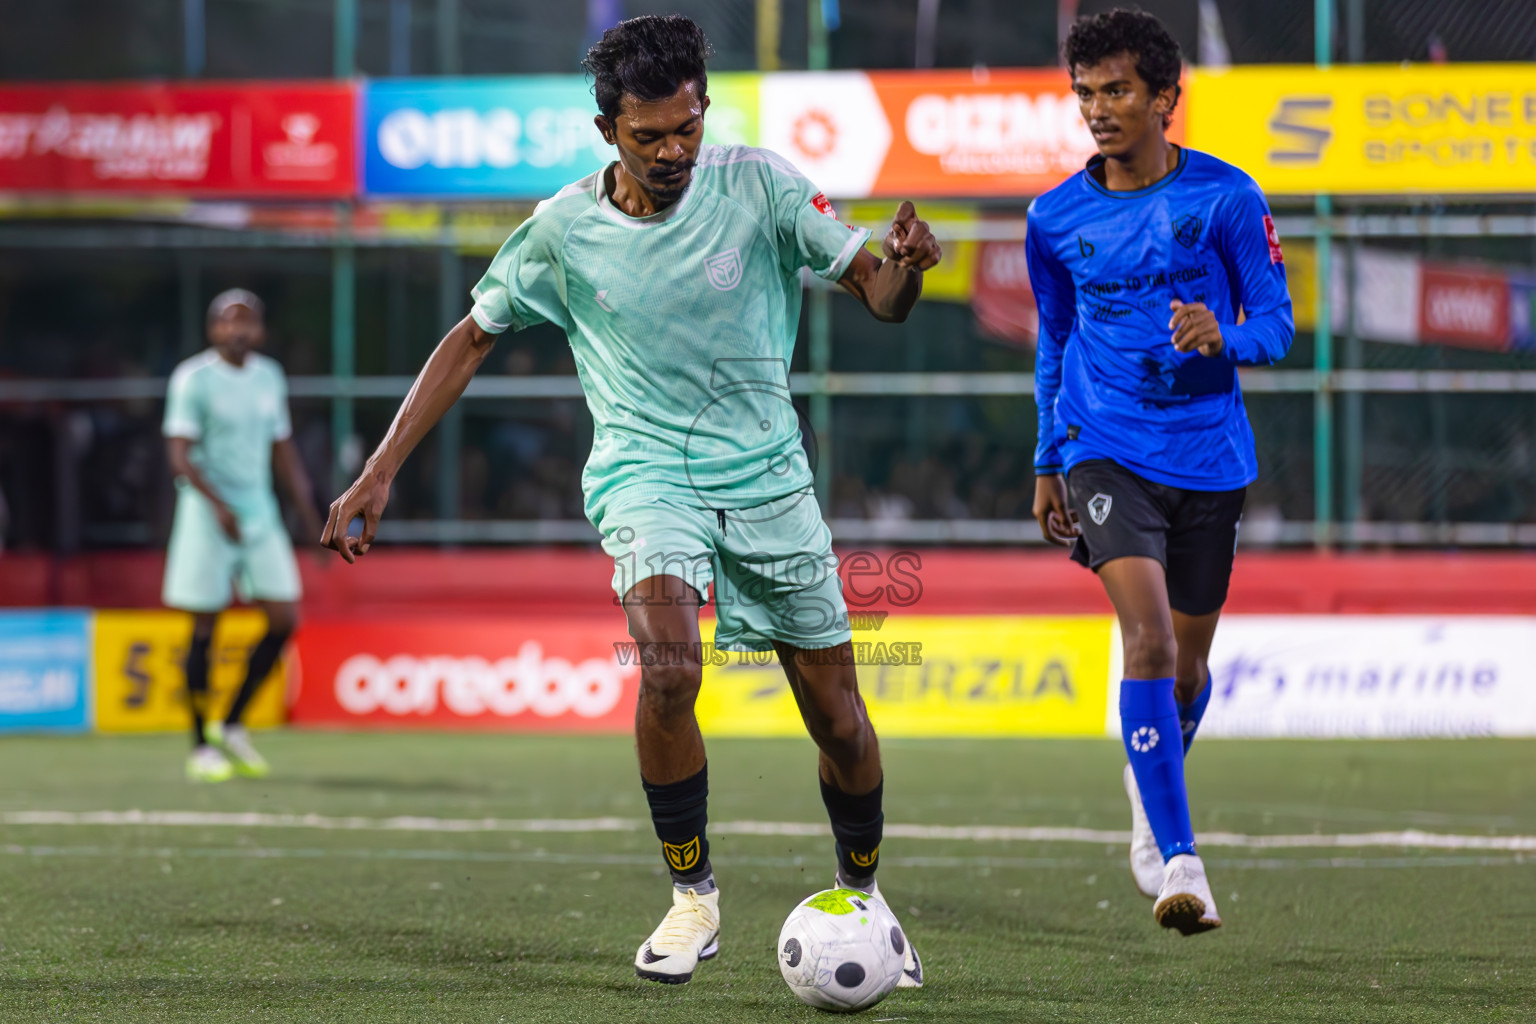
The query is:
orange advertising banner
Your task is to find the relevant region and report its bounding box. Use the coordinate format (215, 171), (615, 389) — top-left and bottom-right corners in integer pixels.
(760, 69), (1186, 199)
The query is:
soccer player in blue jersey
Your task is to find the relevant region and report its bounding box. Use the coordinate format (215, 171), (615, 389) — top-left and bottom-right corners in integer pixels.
(323, 15), (938, 987)
(1027, 9), (1294, 934)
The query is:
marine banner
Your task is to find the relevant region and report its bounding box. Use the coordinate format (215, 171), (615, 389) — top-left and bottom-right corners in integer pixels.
(1187, 64), (1536, 195)
(93, 610), (286, 733)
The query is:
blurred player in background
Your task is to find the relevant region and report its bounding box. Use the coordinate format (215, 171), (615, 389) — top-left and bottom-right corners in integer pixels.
(323, 14), (939, 988)
(163, 289), (321, 782)
(1028, 10), (1294, 933)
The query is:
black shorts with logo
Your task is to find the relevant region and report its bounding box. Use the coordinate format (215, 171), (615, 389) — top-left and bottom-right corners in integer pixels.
(1065, 459), (1246, 617)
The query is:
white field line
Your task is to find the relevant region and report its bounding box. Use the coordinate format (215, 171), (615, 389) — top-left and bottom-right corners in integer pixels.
(3, 810), (1536, 852)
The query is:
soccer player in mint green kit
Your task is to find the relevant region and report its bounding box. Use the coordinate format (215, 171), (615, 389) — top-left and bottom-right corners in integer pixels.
(164, 289), (320, 783)
(324, 15), (940, 988)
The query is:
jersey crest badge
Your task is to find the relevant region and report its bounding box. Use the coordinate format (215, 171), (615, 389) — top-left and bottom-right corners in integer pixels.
(704, 247), (743, 291)
(1171, 214), (1202, 249)
(1263, 214), (1285, 264)
(1088, 492), (1113, 525)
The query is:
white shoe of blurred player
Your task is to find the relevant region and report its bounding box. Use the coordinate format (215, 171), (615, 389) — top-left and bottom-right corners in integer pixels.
(1124, 763), (1164, 899)
(185, 744), (233, 783)
(835, 872), (923, 989)
(206, 721), (269, 778)
(634, 886), (720, 984)
(1154, 853), (1222, 935)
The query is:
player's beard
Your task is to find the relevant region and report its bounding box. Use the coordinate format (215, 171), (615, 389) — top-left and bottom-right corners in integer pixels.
(645, 160), (695, 203)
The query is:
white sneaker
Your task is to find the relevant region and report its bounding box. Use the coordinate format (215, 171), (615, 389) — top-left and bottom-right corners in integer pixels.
(1154, 853), (1222, 935)
(835, 873), (923, 989)
(1124, 763), (1164, 899)
(207, 722), (269, 778)
(634, 886), (720, 984)
(185, 745), (233, 783)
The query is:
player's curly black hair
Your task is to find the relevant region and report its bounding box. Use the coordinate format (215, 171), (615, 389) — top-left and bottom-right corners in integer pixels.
(581, 15), (714, 122)
(1064, 8), (1183, 125)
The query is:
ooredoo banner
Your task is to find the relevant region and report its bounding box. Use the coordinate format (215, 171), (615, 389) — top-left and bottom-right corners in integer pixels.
(289, 618), (640, 731)
(0, 83), (355, 197)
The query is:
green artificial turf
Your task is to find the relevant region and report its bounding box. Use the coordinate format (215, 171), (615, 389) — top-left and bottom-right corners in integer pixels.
(0, 732), (1532, 1022)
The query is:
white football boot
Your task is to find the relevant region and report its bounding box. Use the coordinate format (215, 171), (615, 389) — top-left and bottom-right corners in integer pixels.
(1123, 763), (1165, 899)
(207, 722), (270, 778)
(634, 886), (720, 984)
(835, 873), (923, 989)
(1154, 853), (1222, 935)
(185, 745), (233, 783)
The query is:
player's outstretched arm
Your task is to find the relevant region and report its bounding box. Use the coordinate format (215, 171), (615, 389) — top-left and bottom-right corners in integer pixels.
(837, 201), (942, 323)
(321, 315), (498, 562)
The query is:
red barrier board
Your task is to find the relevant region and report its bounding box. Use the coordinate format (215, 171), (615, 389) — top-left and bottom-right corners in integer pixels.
(1420, 263), (1510, 350)
(0, 83), (355, 197)
(289, 617), (639, 731)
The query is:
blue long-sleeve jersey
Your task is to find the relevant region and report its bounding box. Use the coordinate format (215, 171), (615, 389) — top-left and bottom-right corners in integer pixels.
(1027, 147), (1295, 491)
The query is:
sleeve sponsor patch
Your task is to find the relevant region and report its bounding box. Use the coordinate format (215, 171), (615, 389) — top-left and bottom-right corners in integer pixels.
(811, 192), (837, 219)
(1263, 214), (1284, 264)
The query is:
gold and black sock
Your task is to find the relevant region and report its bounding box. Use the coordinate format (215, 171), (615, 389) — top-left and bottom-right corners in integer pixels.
(821, 775), (884, 890)
(185, 632), (212, 748)
(224, 628), (290, 725)
(642, 764), (713, 891)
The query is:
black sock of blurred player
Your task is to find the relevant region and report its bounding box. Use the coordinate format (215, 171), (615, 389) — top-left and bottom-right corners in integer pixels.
(643, 764), (714, 892)
(821, 774), (883, 891)
(185, 632), (212, 747)
(223, 628), (290, 725)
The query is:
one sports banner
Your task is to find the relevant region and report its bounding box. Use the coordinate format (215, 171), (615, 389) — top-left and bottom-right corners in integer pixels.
(289, 617), (640, 731)
(362, 74), (759, 197)
(93, 610), (286, 733)
(1187, 64), (1536, 195)
(0, 83), (355, 197)
(0, 610), (92, 733)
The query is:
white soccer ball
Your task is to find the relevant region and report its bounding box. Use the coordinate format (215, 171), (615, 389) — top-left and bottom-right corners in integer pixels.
(777, 888), (907, 1012)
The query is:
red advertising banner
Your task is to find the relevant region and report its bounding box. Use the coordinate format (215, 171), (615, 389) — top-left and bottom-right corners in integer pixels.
(1420, 263), (1510, 350)
(972, 235), (1037, 346)
(0, 83), (356, 197)
(290, 617), (640, 731)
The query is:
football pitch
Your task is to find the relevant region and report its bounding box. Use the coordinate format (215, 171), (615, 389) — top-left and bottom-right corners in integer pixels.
(1, 733), (1531, 1023)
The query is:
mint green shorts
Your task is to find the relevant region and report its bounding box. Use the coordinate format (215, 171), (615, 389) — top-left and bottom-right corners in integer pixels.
(598, 491), (852, 652)
(162, 489), (301, 613)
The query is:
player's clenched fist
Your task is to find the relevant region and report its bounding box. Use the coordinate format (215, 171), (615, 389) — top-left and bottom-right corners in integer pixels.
(883, 201), (942, 271)
(1169, 299), (1225, 357)
(321, 467), (391, 564)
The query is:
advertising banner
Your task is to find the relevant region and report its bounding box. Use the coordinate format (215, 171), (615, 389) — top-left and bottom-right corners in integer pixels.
(0, 83), (355, 197)
(1197, 616), (1536, 738)
(973, 234), (1038, 344)
(362, 74), (758, 198)
(761, 70), (1175, 198)
(1419, 263), (1510, 349)
(0, 610), (92, 733)
(695, 615), (1113, 738)
(93, 610), (286, 732)
(1187, 65), (1536, 195)
(289, 617), (639, 731)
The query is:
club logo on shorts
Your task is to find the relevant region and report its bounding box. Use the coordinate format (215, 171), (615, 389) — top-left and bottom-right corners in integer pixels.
(663, 836), (701, 872)
(849, 846), (879, 869)
(1130, 726), (1160, 753)
(1088, 492), (1113, 525)
(704, 248), (743, 291)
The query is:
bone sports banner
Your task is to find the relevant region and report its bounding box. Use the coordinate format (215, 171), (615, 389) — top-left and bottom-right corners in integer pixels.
(1186, 64), (1536, 194)
(0, 83), (356, 197)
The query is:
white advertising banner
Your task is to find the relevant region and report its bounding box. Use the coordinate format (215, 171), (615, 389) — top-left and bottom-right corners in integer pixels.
(1200, 616), (1536, 738)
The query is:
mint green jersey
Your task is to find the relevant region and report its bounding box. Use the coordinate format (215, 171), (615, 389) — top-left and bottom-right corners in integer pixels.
(469, 144), (871, 523)
(162, 349), (292, 520)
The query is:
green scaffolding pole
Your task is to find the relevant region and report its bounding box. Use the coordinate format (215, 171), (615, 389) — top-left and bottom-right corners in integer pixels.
(331, 206), (356, 497)
(807, 0), (833, 513)
(1313, 0), (1334, 547)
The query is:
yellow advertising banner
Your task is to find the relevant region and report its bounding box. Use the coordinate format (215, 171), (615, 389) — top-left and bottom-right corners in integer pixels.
(94, 610), (286, 733)
(695, 615), (1113, 737)
(1188, 65), (1536, 195)
(845, 201), (977, 303)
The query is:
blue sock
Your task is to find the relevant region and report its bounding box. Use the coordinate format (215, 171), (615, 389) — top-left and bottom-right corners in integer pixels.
(1177, 675), (1212, 756)
(1121, 677), (1196, 861)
